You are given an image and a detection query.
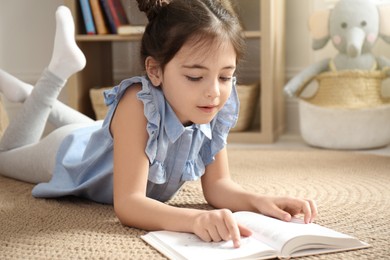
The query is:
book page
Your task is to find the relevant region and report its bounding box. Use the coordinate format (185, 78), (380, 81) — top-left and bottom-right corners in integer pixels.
(142, 230), (278, 260)
(233, 211), (368, 257)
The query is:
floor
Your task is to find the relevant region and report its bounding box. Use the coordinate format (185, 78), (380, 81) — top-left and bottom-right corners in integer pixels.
(230, 134), (390, 157)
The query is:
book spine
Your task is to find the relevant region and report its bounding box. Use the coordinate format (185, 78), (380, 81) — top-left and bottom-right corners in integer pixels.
(112, 0), (129, 25)
(89, 0), (109, 34)
(79, 0), (96, 35)
(107, 0), (122, 28)
(99, 0), (117, 34)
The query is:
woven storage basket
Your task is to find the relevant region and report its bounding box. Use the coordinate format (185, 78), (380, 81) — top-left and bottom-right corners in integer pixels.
(90, 87), (112, 120)
(231, 83), (259, 132)
(302, 70), (390, 108)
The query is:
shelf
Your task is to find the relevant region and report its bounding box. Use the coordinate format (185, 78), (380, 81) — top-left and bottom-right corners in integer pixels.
(63, 0), (285, 143)
(75, 31), (261, 42)
(76, 34), (143, 42)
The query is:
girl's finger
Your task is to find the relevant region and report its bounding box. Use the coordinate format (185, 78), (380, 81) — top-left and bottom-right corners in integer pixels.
(223, 213), (242, 248)
(238, 223), (253, 237)
(207, 225), (223, 242)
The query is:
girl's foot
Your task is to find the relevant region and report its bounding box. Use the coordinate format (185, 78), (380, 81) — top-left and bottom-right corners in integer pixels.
(0, 69), (33, 102)
(47, 6), (86, 80)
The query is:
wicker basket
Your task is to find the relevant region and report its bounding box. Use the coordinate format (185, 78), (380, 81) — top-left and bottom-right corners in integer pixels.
(231, 83), (259, 132)
(89, 87), (112, 120)
(298, 70), (390, 149)
(302, 70), (390, 108)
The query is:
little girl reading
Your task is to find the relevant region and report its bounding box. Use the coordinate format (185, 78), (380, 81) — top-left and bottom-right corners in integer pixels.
(0, 0), (317, 248)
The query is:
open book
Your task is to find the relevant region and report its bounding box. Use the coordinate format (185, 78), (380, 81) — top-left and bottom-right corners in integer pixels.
(141, 211), (369, 260)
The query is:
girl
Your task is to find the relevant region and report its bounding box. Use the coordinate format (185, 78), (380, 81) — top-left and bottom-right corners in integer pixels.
(0, 1), (317, 248)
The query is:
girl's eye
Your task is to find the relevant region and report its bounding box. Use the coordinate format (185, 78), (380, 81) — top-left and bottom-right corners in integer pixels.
(220, 76), (232, 82)
(186, 76), (202, 82)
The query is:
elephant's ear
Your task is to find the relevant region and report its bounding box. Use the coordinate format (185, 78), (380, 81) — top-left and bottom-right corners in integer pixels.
(379, 5), (390, 43)
(309, 10), (330, 50)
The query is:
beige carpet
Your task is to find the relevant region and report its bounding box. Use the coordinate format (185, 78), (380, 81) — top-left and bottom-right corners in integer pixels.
(0, 148), (389, 259)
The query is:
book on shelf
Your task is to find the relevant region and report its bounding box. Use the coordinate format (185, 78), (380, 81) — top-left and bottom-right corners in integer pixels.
(89, 0), (109, 34)
(109, 0), (129, 26)
(141, 211), (369, 260)
(99, 0), (118, 33)
(99, 0), (130, 34)
(117, 25), (145, 35)
(79, 0), (96, 35)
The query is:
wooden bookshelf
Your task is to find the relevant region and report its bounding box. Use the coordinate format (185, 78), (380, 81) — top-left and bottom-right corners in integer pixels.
(63, 0), (285, 143)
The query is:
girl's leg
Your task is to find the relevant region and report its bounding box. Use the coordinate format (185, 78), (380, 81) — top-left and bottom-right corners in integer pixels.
(0, 123), (86, 183)
(0, 6), (88, 151)
(0, 70), (93, 128)
(0, 70), (31, 103)
(0, 69), (65, 151)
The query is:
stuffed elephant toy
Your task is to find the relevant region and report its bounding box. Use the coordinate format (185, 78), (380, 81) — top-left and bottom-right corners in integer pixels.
(284, 0), (390, 150)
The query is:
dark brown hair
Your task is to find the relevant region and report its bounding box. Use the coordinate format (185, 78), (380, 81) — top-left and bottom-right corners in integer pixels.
(137, 0), (245, 70)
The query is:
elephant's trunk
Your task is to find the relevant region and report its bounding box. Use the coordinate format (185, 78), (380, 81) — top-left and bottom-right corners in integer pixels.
(346, 27), (365, 57)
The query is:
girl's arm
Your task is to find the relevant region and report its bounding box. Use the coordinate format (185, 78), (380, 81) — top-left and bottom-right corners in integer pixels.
(201, 148), (256, 211)
(201, 148), (318, 224)
(111, 85), (200, 232)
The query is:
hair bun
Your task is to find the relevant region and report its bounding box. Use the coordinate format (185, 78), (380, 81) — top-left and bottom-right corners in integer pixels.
(137, 0), (170, 21)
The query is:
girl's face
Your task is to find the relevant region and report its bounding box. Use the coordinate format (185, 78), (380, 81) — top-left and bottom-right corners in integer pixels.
(158, 39), (237, 126)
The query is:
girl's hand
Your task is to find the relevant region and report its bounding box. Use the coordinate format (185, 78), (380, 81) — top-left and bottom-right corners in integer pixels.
(192, 209), (252, 248)
(255, 196), (318, 224)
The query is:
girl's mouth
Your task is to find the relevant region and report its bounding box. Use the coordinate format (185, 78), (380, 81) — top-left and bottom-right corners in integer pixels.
(198, 105), (217, 113)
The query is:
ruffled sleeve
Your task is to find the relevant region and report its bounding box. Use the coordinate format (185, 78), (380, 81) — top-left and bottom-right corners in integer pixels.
(103, 76), (168, 184)
(103, 76), (162, 166)
(135, 78), (169, 184)
(103, 86), (119, 107)
(136, 80), (161, 163)
(181, 155), (206, 181)
(200, 77), (239, 165)
(148, 161), (166, 184)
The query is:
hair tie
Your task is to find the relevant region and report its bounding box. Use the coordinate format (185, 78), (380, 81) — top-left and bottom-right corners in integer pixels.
(137, 0), (171, 21)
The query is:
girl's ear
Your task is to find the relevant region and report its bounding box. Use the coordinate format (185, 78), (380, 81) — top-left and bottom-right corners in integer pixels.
(145, 57), (163, 87)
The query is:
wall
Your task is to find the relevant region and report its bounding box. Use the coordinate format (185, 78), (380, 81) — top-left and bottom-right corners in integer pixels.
(0, 0), (63, 83)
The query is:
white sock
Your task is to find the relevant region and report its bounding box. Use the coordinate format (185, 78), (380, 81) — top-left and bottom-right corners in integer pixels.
(47, 6), (86, 80)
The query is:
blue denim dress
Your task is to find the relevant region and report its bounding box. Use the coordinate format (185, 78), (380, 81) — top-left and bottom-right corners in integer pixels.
(32, 76), (239, 204)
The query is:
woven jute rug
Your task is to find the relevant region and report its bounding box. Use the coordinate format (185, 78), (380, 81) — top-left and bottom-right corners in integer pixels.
(0, 148), (389, 259)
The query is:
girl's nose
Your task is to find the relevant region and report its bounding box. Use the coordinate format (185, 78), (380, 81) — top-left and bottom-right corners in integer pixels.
(206, 79), (220, 98)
